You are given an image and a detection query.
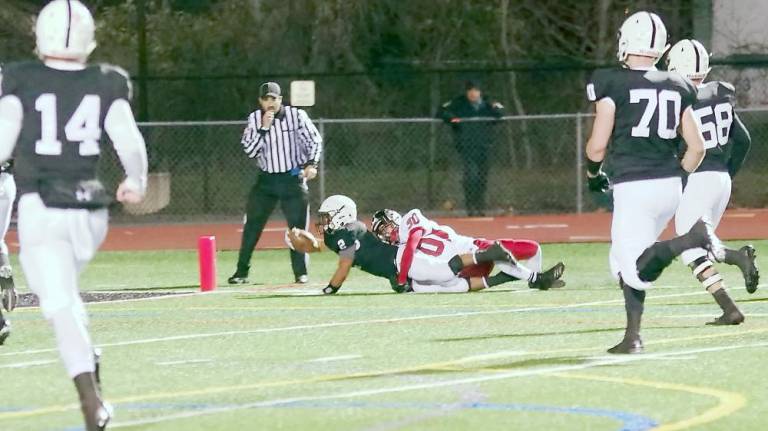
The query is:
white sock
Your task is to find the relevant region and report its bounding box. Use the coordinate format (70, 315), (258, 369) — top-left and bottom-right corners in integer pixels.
(527, 246), (543, 272)
(50, 306), (95, 378)
(496, 261), (533, 281)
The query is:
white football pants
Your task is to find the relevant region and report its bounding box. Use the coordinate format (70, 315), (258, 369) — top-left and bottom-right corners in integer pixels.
(674, 171), (731, 266)
(18, 193), (108, 377)
(610, 177), (682, 290)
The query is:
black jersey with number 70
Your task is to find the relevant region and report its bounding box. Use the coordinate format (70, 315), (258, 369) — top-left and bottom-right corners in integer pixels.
(586, 68), (698, 184)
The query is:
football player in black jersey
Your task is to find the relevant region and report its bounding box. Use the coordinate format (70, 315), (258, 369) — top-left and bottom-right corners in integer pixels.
(585, 12), (724, 354)
(0, 1), (148, 429)
(0, 155), (17, 344)
(317, 195), (522, 295)
(668, 39), (758, 324)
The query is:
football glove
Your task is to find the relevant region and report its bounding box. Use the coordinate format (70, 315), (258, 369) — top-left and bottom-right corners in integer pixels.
(587, 171), (610, 193)
(323, 284), (340, 295)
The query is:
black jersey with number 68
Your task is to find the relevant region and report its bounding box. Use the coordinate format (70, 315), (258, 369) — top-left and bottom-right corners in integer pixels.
(690, 81), (737, 173)
(0, 61), (131, 195)
(586, 68), (698, 184)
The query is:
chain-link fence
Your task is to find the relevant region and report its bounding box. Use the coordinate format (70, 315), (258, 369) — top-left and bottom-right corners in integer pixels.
(101, 109), (768, 223)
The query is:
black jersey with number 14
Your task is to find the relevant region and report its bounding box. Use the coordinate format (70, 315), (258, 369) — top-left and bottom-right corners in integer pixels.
(586, 68), (698, 184)
(0, 61), (131, 197)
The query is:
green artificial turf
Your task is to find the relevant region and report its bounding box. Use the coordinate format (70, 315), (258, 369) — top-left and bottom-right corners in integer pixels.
(0, 241), (766, 430)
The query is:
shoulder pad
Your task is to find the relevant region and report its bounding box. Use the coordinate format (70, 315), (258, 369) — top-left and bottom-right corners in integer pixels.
(717, 81), (736, 98)
(99, 63), (133, 100)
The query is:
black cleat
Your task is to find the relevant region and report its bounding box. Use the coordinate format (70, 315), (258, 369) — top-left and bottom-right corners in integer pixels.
(738, 245), (759, 294)
(706, 310), (745, 326)
(0, 319), (10, 346)
(83, 401), (112, 431)
(607, 337), (643, 354)
(529, 262), (566, 290)
(228, 274), (249, 285)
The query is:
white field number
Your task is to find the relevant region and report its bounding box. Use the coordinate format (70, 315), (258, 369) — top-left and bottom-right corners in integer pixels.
(629, 89), (681, 139)
(693, 103), (733, 149)
(35, 93), (101, 156)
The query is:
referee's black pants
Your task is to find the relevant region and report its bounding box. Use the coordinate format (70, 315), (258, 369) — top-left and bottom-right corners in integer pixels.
(235, 172), (309, 279)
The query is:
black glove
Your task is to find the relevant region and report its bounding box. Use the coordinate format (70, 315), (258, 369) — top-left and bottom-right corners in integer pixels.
(322, 284), (340, 295)
(587, 172), (610, 193)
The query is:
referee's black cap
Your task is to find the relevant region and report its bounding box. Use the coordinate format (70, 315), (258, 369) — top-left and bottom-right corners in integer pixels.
(260, 82), (281, 98)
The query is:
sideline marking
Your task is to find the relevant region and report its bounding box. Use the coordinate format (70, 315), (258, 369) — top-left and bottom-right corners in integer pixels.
(551, 372), (746, 431)
(108, 342), (768, 428)
(506, 224), (568, 230)
(0, 291), (708, 359)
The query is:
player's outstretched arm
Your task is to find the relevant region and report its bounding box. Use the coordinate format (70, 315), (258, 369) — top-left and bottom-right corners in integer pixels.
(324, 257), (354, 294)
(105, 99), (148, 203)
(680, 106), (706, 173)
(0, 96), (22, 163)
(397, 228), (424, 286)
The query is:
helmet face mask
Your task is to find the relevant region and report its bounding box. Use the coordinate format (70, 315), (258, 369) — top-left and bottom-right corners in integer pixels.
(35, 0), (97, 63)
(317, 195), (357, 234)
(371, 209), (401, 245)
(316, 212), (333, 235)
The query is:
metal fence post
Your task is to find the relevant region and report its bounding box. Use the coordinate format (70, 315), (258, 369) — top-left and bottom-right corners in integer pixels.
(428, 120), (436, 208)
(318, 119), (326, 203)
(575, 114), (583, 214)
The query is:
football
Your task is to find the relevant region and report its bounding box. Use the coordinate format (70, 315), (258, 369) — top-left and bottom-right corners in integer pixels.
(285, 227), (321, 253)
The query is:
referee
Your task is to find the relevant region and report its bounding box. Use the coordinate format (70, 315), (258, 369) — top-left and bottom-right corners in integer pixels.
(229, 82), (323, 284)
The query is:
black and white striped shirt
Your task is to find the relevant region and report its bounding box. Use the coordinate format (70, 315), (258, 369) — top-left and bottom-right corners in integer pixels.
(241, 106), (323, 173)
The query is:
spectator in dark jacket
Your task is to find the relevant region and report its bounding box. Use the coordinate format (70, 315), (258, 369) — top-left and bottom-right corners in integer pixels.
(437, 80), (504, 216)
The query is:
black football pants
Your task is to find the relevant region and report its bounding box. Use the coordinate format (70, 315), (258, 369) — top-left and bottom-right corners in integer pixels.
(235, 172), (309, 279)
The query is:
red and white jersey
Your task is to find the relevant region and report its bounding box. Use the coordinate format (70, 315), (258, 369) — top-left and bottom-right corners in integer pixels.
(398, 209), (478, 256)
(398, 209), (439, 244)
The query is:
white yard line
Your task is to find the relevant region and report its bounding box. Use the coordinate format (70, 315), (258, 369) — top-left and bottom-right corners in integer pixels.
(664, 313), (768, 319)
(568, 235), (610, 241)
(111, 341), (768, 428)
(0, 291), (707, 359)
(156, 359), (213, 366)
(0, 359), (57, 369)
(306, 355), (362, 363)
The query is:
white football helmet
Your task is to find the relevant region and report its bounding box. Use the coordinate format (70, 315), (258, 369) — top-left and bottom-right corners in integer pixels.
(616, 11), (669, 64)
(317, 195), (357, 233)
(666, 39), (711, 81)
(35, 0), (97, 63)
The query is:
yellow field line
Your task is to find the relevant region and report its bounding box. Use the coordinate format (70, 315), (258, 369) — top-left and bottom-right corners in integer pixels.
(549, 372), (746, 431)
(2, 326), (765, 421)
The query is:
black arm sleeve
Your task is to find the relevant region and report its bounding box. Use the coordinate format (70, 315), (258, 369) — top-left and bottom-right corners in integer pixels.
(727, 112), (752, 178)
